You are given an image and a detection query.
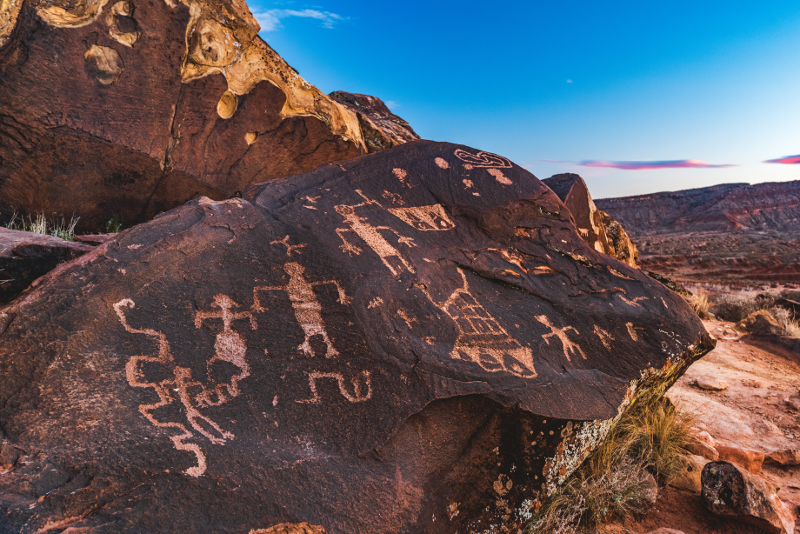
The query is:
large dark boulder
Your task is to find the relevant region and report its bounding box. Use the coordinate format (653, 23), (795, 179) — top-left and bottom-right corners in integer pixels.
(0, 0), (378, 231)
(0, 141), (714, 533)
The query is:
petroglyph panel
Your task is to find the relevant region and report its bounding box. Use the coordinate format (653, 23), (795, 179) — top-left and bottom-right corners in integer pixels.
(454, 149), (512, 169)
(388, 204), (456, 231)
(416, 269), (537, 378)
(296, 371), (373, 404)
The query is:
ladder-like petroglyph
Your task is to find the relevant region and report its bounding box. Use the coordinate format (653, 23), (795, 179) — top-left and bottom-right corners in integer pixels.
(194, 294), (257, 406)
(416, 269), (537, 378)
(296, 371), (373, 404)
(115, 298), (251, 477)
(536, 316), (587, 361)
(254, 262), (350, 358)
(335, 190), (418, 275)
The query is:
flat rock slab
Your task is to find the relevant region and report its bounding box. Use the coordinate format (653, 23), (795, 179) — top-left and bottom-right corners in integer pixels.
(0, 142), (713, 533)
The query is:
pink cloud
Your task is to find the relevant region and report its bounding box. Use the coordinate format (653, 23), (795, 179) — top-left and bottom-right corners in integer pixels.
(764, 154), (800, 164)
(577, 159), (736, 170)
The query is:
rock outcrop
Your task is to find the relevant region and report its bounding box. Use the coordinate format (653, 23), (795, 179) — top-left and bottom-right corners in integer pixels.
(329, 91), (421, 152)
(0, 0), (389, 231)
(543, 173), (638, 268)
(0, 227), (94, 304)
(0, 142), (714, 533)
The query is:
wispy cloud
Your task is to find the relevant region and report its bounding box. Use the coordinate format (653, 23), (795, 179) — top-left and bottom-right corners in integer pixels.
(576, 159), (736, 170)
(764, 154), (800, 164)
(254, 9), (346, 32)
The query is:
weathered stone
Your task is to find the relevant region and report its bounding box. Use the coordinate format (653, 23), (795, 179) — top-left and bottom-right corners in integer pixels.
(543, 173), (638, 268)
(736, 311), (784, 336)
(669, 454), (709, 493)
(250, 523), (326, 534)
(0, 227), (95, 304)
(644, 529), (687, 534)
(329, 91), (421, 152)
(715, 444), (765, 474)
(765, 449), (800, 467)
(694, 377), (728, 391)
(702, 461), (795, 534)
(0, 0), (384, 231)
(0, 142), (714, 533)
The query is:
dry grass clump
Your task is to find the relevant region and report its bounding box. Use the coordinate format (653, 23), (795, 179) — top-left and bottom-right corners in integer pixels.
(4, 211), (80, 241)
(526, 395), (693, 534)
(772, 307), (800, 338)
(686, 289), (710, 316)
(709, 290), (800, 338)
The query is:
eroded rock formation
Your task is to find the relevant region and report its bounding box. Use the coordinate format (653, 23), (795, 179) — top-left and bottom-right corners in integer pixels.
(329, 91), (421, 152)
(0, 0), (385, 230)
(0, 142), (714, 533)
(543, 173), (638, 268)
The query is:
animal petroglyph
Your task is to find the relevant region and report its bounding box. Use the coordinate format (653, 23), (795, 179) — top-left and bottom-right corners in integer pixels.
(335, 190), (417, 275)
(536, 316), (587, 361)
(416, 269), (537, 378)
(115, 298), (253, 477)
(194, 295), (257, 406)
(453, 149), (512, 169)
(296, 371), (372, 404)
(254, 262), (350, 358)
(388, 204), (455, 231)
(271, 235), (306, 256)
(593, 325), (614, 350)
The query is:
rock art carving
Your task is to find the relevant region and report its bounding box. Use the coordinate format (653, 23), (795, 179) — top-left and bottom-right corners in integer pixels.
(114, 297), (255, 477)
(626, 322), (643, 342)
(387, 204), (455, 232)
(296, 371), (372, 404)
(536, 316), (586, 361)
(435, 157), (449, 169)
(254, 262), (350, 358)
(271, 235), (306, 256)
(194, 294), (257, 406)
(335, 190), (417, 275)
(453, 149), (512, 169)
(593, 325), (614, 350)
(392, 168), (410, 187)
(416, 269), (537, 378)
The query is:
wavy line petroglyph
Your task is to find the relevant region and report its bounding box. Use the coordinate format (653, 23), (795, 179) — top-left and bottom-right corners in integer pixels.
(536, 316), (586, 361)
(335, 190), (418, 275)
(254, 261), (350, 358)
(115, 298), (252, 477)
(416, 269), (537, 378)
(296, 371), (372, 404)
(453, 149), (512, 169)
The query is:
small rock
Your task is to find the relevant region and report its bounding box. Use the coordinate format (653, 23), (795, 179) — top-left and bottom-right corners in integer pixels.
(694, 377), (728, 391)
(715, 444), (765, 474)
(686, 438), (719, 461)
(642, 470), (659, 504)
(784, 396), (800, 412)
(695, 430), (716, 447)
(669, 454), (708, 493)
(741, 379), (764, 388)
(702, 461), (795, 534)
(765, 450), (800, 467)
(644, 529), (686, 534)
(736, 310), (784, 336)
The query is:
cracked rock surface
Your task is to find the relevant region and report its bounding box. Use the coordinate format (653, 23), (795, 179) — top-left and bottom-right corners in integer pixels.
(0, 142), (714, 533)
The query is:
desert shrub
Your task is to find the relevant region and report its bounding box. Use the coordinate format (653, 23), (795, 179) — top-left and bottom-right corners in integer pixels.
(710, 290), (770, 322)
(106, 214), (124, 234)
(686, 289), (710, 317)
(4, 211), (79, 241)
(772, 307), (800, 338)
(526, 395), (693, 533)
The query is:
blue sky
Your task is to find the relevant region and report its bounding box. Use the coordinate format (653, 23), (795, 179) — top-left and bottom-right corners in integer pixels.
(249, 1), (800, 198)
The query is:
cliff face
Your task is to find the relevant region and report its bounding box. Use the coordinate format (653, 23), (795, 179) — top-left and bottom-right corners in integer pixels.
(0, 0), (380, 229)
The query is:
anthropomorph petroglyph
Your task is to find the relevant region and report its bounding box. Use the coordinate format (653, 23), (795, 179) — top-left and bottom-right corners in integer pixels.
(254, 262), (350, 358)
(296, 371), (372, 404)
(536, 316), (587, 361)
(335, 190), (418, 275)
(115, 298), (252, 477)
(415, 269), (537, 378)
(271, 235), (306, 256)
(194, 294), (257, 406)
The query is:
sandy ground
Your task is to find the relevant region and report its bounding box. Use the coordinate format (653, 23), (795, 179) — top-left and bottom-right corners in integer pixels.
(606, 320), (800, 534)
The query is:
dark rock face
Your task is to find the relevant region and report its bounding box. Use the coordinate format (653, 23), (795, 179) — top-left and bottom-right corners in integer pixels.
(0, 0), (374, 231)
(702, 461), (795, 534)
(0, 227), (94, 304)
(0, 142), (713, 533)
(329, 91), (421, 152)
(543, 173), (638, 268)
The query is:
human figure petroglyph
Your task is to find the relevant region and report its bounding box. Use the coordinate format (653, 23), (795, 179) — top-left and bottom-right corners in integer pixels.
(536, 316), (587, 361)
(254, 262), (350, 358)
(296, 371), (372, 404)
(271, 235), (306, 256)
(416, 268), (537, 378)
(115, 298), (244, 477)
(194, 294), (257, 406)
(335, 190), (417, 275)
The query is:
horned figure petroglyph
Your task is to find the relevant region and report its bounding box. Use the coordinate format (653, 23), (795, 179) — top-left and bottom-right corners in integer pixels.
(254, 262), (350, 358)
(194, 294), (257, 406)
(296, 371), (372, 404)
(535, 316), (586, 361)
(115, 297), (255, 477)
(335, 190), (418, 275)
(416, 268), (537, 378)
